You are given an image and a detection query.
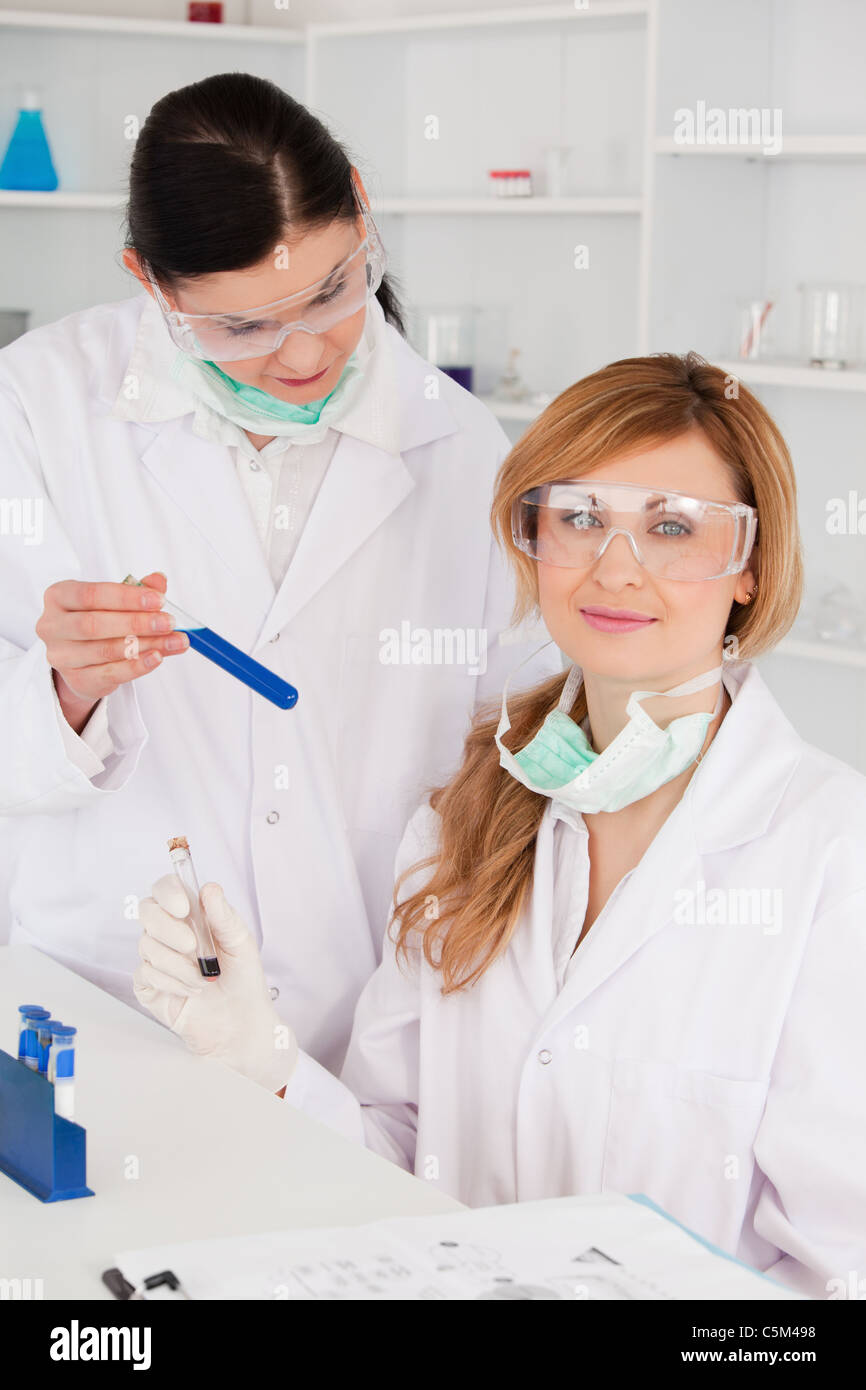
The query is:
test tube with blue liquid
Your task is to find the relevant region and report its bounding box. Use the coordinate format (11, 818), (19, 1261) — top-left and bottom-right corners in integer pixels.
(48, 1024), (76, 1119)
(14, 1004), (80, 1120)
(37, 1017), (56, 1076)
(17, 1005), (50, 1069)
(122, 575), (298, 710)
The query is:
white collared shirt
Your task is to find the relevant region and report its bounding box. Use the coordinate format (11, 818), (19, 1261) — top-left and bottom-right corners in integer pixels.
(55, 293), (401, 764)
(550, 810), (639, 992)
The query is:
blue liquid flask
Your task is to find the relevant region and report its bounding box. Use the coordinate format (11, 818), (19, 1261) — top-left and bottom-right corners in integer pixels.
(0, 89), (58, 192)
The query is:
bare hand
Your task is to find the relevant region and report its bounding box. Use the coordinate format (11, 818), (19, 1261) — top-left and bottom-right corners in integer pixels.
(35, 572), (189, 732)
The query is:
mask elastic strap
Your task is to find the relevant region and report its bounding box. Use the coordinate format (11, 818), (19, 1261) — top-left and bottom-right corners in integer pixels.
(495, 638), (558, 747)
(557, 662), (585, 714)
(633, 664), (726, 719)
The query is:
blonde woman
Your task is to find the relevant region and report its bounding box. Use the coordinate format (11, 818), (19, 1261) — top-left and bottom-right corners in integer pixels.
(135, 353), (866, 1297)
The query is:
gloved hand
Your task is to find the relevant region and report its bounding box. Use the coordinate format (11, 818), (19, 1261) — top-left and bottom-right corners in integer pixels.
(133, 876), (298, 1093)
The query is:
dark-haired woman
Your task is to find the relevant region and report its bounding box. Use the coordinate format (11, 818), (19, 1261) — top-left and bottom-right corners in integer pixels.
(0, 73), (555, 1073)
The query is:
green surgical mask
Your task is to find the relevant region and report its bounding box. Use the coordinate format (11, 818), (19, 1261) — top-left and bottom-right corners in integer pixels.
(497, 649), (726, 815)
(171, 349), (365, 441)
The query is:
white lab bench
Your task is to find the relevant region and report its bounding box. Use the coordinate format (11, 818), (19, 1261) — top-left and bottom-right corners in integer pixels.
(0, 946), (463, 1299)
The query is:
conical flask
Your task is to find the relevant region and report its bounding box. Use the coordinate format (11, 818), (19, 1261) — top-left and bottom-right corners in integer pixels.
(0, 88), (59, 191)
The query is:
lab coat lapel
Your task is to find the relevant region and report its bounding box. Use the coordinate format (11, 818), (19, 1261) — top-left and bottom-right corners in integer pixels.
(527, 660), (804, 1040)
(508, 807), (562, 1017)
(137, 418), (274, 641)
(253, 435), (415, 647)
(252, 327), (460, 648)
(535, 801), (704, 1039)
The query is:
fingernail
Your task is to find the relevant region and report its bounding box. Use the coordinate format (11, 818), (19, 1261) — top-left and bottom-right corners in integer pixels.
(165, 633), (188, 652)
(150, 613), (174, 633)
(145, 651), (161, 668)
(141, 591), (162, 610)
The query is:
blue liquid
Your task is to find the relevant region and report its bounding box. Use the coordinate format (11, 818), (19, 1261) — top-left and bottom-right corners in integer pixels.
(0, 109), (59, 191)
(441, 365), (473, 392)
(181, 626), (298, 710)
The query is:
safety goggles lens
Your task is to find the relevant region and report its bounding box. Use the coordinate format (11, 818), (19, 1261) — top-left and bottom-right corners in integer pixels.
(512, 481), (756, 581)
(152, 213), (385, 361)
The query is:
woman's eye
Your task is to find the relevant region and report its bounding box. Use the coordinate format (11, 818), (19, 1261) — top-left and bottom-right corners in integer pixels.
(226, 321), (265, 337)
(561, 509), (601, 530)
(652, 516), (692, 537)
(311, 280), (348, 308)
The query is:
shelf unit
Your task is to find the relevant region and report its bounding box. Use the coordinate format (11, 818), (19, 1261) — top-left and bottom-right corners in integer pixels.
(0, 0), (654, 398)
(0, 1), (864, 723)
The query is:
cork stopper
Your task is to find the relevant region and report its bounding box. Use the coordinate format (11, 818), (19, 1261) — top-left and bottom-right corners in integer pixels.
(167, 835), (189, 852)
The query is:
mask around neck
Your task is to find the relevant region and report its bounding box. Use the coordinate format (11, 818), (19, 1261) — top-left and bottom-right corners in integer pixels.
(170, 348), (365, 443)
(496, 649), (726, 815)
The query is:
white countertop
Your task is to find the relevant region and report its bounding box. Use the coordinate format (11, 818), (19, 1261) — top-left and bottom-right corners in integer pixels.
(0, 946), (462, 1299)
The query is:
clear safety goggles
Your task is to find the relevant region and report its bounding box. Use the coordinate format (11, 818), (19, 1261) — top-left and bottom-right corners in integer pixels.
(512, 479), (757, 581)
(146, 204), (386, 361)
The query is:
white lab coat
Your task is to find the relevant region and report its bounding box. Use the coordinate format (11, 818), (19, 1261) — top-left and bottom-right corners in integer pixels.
(284, 658), (866, 1297)
(0, 293), (556, 1072)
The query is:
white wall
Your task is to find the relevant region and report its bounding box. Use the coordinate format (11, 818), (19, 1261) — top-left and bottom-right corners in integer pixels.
(1, 0), (864, 938)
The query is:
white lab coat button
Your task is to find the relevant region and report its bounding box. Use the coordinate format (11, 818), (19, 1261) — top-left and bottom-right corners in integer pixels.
(269, 985), (279, 1001)
(270, 632), (280, 643)
(537, 1049), (552, 1065)
(266, 811), (280, 825)
(249, 460), (262, 471)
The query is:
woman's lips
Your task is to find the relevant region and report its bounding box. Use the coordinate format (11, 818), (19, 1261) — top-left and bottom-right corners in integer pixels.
(580, 608), (658, 634)
(273, 365), (330, 386)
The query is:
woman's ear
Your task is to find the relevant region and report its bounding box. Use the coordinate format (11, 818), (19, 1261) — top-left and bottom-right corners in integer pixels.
(122, 248), (156, 297)
(350, 165), (371, 214)
(734, 545), (759, 604)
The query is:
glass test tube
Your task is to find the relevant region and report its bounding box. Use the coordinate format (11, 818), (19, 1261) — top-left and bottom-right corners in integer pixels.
(37, 1017), (56, 1075)
(48, 1023), (76, 1119)
(122, 575), (298, 710)
(17, 1004), (50, 1068)
(168, 836), (221, 979)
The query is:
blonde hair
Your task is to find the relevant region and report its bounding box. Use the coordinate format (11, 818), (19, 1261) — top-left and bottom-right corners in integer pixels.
(391, 353), (803, 992)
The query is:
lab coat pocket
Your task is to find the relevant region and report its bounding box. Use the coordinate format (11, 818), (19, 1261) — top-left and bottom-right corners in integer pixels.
(601, 1059), (770, 1243)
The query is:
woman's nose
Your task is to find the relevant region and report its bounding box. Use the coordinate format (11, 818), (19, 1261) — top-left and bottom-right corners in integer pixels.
(590, 529), (646, 584)
(271, 329), (326, 376)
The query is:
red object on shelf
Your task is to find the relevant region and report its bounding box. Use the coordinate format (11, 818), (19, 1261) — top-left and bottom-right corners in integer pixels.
(188, 1), (224, 21)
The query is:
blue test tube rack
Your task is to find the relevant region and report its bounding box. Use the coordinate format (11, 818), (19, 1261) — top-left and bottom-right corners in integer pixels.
(0, 1047), (93, 1201)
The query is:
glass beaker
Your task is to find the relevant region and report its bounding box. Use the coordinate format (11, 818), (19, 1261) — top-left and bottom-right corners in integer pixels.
(412, 308), (477, 393)
(800, 284), (864, 369)
(544, 147), (572, 198)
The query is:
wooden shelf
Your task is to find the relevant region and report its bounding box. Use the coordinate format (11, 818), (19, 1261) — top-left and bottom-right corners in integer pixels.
(0, 7), (303, 42)
(654, 135), (866, 162)
(373, 196), (642, 215)
(0, 190), (643, 217)
(309, 2), (649, 38)
(714, 360), (866, 392)
(773, 638), (866, 670)
(0, 191), (123, 208)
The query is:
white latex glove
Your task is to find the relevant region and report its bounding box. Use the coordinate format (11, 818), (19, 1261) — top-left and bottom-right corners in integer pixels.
(133, 875), (298, 1093)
